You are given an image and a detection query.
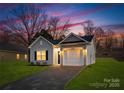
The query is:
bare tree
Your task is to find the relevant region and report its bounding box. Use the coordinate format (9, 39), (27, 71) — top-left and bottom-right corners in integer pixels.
(120, 33), (124, 48)
(78, 32), (83, 36)
(0, 4), (48, 47)
(0, 4), (49, 62)
(94, 27), (105, 49)
(82, 20), (95, 35)
(104, 29), (115, 49)
(0, 30), (10, 43)
(48, 17), (70, 40)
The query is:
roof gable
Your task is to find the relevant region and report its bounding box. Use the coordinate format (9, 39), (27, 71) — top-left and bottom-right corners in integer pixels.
(28, 36), (54, 48)
(59, 33), (88, 44)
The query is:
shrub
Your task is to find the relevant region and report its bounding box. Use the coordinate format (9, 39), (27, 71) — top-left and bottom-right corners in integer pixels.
(30, 61), (47, 66)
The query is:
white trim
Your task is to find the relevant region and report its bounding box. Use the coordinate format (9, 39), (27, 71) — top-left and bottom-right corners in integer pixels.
(28, 36), (53, 48)
(60, 42), (86, 45)
(58, 33), (89, 44)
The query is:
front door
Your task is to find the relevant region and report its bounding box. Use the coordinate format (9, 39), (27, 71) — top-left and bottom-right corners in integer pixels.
(58, 51), (60, 64)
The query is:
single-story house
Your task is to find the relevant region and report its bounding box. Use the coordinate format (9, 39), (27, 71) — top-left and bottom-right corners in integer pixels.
(0, 42), (28, 62)
(29, 33), (95, 66)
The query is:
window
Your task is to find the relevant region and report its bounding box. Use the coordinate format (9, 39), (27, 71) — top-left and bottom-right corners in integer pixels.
(36, 50), (46, 61)
(41, 50), (46, 60)
(24, 54), (27, 59)
(16, 54), (20, 60)
(37, 51), (42, 60)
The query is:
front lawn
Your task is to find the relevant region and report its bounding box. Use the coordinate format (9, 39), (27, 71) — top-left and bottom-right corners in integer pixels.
(65, 58), (124, 90)
(0, 61), (48, 87)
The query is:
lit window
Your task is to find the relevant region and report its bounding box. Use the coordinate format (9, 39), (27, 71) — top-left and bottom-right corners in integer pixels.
(24, 54), (27, 59)
(36, 50), (46, 61)
(41, 50), (46, 60)
(37, 51), (42, 60)
(16, 54), (20, 60)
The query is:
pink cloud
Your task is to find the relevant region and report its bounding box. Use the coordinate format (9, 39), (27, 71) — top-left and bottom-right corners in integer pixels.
(0, 4), (117, 32)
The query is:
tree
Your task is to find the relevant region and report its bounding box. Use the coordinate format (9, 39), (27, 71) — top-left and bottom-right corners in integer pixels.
(48, 17), (70, 40)
(120, 33), (124, 48)
(0, 30), (10, 43)
(0, 4), (71, 46)
(82, 20), (95, 35)
(0, 4), (48, 47)
(0, 4), (72, 62)
(0, 4), (49, 62)
(94, 27), (105, 49)
(78, 32), (83, 36)
(32, 29), (53, 43)
(104, 29), (115, 49)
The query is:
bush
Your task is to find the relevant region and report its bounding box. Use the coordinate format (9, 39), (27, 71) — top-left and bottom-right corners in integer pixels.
(30, 61), (47, 66)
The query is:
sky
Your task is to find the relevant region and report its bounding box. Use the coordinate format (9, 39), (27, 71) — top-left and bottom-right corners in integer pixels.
(0, 3), (124, 34)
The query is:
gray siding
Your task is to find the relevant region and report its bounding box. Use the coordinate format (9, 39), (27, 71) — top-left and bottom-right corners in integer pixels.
(30, 37), (53, 65)
(63, 34), (82, 42)
(86, 40), (95, 65)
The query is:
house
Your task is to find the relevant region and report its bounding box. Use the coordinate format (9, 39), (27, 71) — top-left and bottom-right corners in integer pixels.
(29, 33), (95, 66)
(0, 42), (28, 61)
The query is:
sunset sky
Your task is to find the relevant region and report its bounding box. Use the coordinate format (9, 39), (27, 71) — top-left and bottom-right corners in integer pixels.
(0, 3), (124, 34)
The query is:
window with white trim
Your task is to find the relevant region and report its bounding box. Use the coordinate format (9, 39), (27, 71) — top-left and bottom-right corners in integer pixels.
(36, 50), (46, 61)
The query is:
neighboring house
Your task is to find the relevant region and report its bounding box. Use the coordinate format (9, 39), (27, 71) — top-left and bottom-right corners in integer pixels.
(29, 33), (95, 66)
(0, 42), (28, 61)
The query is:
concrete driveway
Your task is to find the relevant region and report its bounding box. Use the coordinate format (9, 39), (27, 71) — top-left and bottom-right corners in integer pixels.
(1, 66), (83, 90)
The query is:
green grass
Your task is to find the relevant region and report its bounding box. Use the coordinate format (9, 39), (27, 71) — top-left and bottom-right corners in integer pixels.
(0, 61), (48, 87)
(65, 58), (124, 90)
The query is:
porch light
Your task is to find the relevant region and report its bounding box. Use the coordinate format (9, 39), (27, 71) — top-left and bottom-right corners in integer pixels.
(61, 51), (64, 55)
(16, 54), (20, 60)
(24, 54), (28, 59)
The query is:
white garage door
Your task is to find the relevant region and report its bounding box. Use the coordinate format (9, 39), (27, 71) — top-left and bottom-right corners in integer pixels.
(63, 49), (82, 66)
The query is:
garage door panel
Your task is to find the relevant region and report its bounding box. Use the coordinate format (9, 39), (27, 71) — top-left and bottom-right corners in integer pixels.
(63, 49), (82, 66)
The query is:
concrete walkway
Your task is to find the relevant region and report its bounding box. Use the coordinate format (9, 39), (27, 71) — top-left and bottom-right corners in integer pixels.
(1, 66), (82, 90)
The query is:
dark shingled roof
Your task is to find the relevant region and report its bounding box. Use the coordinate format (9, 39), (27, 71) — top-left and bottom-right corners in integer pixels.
(48, 35), (94, 45)
(81, 35), (94, 42)
(0, 42), (27, 53)
(50, 40), (61, 45)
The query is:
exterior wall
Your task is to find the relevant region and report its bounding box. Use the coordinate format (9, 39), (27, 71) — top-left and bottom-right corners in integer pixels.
(30, 37), (53, 65)
(0, 50), (27, 62)
(86, 40), (95, 65)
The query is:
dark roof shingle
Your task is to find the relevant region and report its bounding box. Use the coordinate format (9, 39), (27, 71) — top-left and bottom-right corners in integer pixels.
(81, 35), (94, 42)
(50, 40), (61, 45)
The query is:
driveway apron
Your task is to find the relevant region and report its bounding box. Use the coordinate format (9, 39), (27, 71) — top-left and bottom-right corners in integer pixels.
(1, 66), (82, 90)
